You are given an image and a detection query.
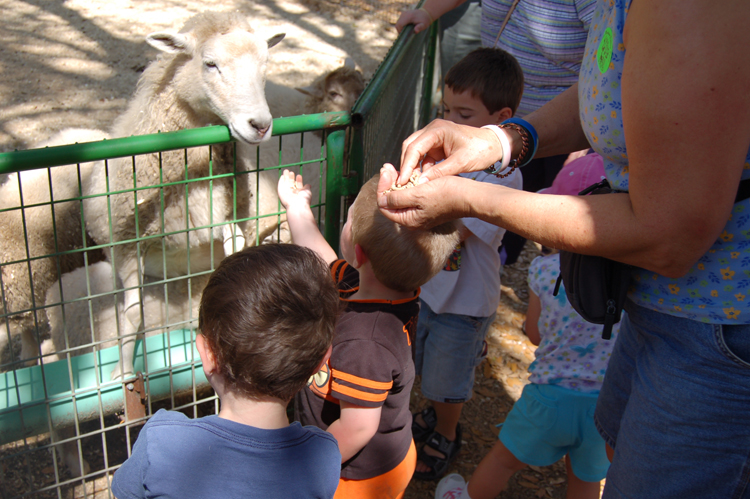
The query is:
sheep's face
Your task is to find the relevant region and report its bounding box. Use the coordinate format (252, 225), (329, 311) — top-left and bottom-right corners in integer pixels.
(297, 65), (365, 115)
(319, 68), (365, 113)
(147, 27), (285, 145)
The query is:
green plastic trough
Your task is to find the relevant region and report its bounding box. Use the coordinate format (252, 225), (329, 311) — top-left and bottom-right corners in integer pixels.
(0, 329), (206, 444)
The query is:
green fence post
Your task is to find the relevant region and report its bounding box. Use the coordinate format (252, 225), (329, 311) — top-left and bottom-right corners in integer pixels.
(324, 130), (346, 252)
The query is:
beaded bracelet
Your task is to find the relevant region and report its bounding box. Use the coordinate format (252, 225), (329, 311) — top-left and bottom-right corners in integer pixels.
(499, 123), (530, 168)
(500, 117), (539, 167)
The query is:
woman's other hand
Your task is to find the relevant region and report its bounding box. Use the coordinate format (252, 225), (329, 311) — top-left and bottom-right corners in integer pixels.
(395, 119), (504, 186)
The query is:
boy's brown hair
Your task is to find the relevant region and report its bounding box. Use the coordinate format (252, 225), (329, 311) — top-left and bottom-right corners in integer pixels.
(444, 47), (524, 115)
(350, 175), (460, 292)
(198, 244), (340, 401)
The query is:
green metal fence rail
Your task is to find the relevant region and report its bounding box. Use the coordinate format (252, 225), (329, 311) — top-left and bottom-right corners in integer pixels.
(0, 113), (349, 175)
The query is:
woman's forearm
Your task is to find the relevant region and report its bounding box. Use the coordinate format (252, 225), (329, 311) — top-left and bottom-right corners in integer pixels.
(459, 179), (714, 277)
(381, 151), (739, 278)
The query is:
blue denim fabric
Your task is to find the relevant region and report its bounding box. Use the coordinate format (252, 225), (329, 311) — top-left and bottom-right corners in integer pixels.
(595, 301), (750, 499)
(414, 299), (494, 403)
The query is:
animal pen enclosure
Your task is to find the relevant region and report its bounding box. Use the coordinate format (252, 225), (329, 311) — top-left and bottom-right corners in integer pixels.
(0, 23), (438, 498)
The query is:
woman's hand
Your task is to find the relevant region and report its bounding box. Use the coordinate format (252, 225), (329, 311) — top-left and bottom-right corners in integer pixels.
(377, 163), (472, 228)
(394, 119), (504, 186)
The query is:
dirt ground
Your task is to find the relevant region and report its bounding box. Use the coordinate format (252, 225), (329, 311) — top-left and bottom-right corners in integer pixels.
(0, 1), (601, 498)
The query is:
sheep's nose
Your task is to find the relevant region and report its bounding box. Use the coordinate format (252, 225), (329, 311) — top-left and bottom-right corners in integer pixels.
(251, 120), (270, 137)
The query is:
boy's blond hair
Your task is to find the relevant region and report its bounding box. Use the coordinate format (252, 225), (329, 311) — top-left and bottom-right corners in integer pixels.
(350, 175), (460, 292)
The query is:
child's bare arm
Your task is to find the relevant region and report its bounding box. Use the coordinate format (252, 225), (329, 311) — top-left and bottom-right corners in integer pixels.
(326, 401), (382, 462)
(524, 289), (542, 346)
(277, 170), (338, 264)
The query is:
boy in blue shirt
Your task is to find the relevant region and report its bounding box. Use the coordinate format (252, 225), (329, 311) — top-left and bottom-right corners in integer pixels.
(112, 244), (343, 499)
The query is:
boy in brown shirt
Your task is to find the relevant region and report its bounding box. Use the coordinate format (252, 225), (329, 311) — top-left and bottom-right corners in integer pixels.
(278, 171), (459, 498)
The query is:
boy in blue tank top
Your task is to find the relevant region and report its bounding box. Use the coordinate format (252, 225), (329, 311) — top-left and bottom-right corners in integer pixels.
(112, 244), (342, 499)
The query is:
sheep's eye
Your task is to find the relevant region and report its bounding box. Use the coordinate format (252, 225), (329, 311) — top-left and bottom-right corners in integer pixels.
(204, 60), (218, 70)
(328, 91), (341, 99)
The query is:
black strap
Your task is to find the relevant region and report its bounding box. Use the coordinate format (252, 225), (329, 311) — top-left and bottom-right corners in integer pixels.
(736, 178), (750, 204)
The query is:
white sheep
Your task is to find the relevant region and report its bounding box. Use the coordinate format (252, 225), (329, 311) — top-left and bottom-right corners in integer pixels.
(1, 24), (363, 374)
(0, 128), (109, 370)
(42, 260), (209, 476)
(81, 11), (285, 379)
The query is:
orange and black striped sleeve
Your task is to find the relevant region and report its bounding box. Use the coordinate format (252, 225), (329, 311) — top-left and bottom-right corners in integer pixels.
(329, 340), (397, 408)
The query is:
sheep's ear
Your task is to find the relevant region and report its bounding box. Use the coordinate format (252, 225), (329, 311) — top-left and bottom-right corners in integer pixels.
(267, 33), (285, 49)
(146, 32), (195, 54)
(342, 56), (364, 74)
(295, 86), (322, 98)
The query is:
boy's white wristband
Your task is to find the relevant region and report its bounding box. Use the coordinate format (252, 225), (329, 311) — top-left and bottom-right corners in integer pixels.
(482, 125), (511, 171)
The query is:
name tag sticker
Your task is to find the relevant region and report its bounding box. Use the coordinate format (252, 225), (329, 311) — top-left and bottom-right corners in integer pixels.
(597, 27), (614, 74)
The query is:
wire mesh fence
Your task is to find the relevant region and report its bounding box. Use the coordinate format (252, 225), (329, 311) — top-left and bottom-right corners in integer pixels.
(0, 117), (344, 498)
(349, 22), (439, 182)
(0, 19), (438, 499)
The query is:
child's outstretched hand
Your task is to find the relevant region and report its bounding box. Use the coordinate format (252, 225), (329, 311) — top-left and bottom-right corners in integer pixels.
(278, 169), (312, 211)
(276, 169), (337, 263)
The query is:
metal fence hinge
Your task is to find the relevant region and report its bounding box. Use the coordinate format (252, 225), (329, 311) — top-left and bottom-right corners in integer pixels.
(123, 372), (146, 422)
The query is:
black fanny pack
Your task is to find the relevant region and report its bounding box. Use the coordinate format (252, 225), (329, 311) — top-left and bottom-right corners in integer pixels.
(554, 177), (750, 340)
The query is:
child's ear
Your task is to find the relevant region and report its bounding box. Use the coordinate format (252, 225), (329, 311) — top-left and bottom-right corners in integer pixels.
(354, 243), (368, 268)
(492, 107), (514, 124)
(196, 333), (217, 375)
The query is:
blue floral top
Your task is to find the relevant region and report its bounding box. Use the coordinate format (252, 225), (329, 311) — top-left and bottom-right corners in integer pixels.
(578, 0), (750, 324)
